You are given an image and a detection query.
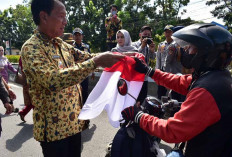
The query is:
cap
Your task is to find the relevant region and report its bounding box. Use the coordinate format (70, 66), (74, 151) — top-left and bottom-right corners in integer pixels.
(61, 33), (74, 44)
(73, 28), (83, 35)
(140, 26), (152, 33)
(164, 25), (174, 31)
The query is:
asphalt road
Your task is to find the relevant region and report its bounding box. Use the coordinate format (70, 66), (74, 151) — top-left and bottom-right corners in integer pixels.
(0, 82), (174, 157)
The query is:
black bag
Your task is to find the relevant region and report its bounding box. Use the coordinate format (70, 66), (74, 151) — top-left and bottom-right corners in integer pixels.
(111, 123), (159, 157)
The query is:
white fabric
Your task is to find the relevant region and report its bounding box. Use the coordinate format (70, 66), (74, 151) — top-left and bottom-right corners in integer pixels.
(78, 71), (143, 127)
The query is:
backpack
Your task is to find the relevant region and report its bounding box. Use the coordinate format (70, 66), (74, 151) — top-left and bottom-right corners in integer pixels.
(111, 123), (165, 157)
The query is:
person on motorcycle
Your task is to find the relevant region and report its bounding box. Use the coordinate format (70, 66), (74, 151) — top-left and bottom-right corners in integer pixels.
(121, 23), (232, 157)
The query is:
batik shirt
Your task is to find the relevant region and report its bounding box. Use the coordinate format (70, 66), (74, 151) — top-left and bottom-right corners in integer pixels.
(105, 16), (122, 43)
(21, 31), (97, 142)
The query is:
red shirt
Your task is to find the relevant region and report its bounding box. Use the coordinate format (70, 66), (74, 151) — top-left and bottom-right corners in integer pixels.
(139, 69), (221, 143)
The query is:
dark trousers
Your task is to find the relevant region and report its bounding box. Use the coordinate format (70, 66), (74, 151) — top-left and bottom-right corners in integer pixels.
(40, 132), (81, 157)
(0, 116), (2, 137)
(137, 81), (148, 104)
(81, 78), (89, 104)
(107, 42), (117, 51)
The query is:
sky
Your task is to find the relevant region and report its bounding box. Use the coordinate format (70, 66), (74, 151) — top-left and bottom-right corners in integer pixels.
(0, 0), (225, 25)
(178, 0), (224, 24)
(0, 0), (25, 11)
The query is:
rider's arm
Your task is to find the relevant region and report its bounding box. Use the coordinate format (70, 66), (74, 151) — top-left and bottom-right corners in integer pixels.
(152, 69), (192, 95)
(139, 87), (221, 143)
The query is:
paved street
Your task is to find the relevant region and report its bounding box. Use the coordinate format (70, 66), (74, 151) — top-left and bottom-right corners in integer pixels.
(0, 82), (174, 157)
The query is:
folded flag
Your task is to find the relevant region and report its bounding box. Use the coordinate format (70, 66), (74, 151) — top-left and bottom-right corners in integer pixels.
(78, 53), (145, 127)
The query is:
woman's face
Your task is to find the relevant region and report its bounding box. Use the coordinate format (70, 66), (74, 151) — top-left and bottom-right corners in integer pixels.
(0, 47), (4, 56)
(117, 32), (125, 47)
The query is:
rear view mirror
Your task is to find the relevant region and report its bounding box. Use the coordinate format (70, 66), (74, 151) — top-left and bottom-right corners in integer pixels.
(117, 79), (136, 100)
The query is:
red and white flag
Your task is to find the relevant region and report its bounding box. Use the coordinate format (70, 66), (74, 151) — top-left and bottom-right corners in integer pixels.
(78, 53), (145, 127)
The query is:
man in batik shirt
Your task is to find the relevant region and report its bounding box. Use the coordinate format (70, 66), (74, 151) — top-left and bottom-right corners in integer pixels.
(105, 4), (122, 51)
(21, 0), (124, 156)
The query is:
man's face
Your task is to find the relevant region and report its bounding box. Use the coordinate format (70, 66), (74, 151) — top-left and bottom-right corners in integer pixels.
(164, 30), (173, 39)
(139, 30), (152, 40)
(73, 32), (83, 44)
(41, 1), (67, 38)
(111, 7), (117, 15)
(183, 45), (198, 55)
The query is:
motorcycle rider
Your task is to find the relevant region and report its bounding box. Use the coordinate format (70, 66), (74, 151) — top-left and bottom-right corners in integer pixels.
(121, 23), (232, 157)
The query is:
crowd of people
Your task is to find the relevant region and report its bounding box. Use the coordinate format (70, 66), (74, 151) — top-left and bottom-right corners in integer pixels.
(0, 0), (231, 157)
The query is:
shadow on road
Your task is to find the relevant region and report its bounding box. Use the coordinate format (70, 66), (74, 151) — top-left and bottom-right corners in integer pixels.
(81, 124), (97, 151)
(0, 113), (17, 118)
(82, 124), (97, 143)
(6, 123), (33, 152)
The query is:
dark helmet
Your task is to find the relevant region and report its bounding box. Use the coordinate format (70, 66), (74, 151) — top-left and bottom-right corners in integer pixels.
(172, 23), (232, 70)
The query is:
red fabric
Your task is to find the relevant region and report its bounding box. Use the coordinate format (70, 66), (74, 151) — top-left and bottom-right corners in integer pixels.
(19, 104), (34, 116)
(139, 70), (221, 143)
(152, 69), (192, 95)
(104, 53), (145, 82)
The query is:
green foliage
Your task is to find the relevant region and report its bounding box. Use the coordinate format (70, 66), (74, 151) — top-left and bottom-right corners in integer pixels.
(0, 0), (195, 53)
(0, 3), (35, 50)
(206, 0), (232, 27)
(149, 58), (156, 69)
(6, 55), (20, 63)
(63, 0), (192, 52)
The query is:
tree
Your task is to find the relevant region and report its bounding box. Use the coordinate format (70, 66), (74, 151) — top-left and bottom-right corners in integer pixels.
(206, 0), (232, 27)
(0, 0), (194, 52)
(0, 3), (35, 50)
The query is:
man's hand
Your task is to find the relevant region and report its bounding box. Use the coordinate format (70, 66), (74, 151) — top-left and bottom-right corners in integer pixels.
(134, 58), (155, 77)
(141, 38), (148, 49)
(111, 15), (118, 23)
(93, 52), (125, 68)
(149, 42), (156, 53)
(121, 102), (144, 123)
(4, 103), (14, 114)
(8, 89), (16, 100)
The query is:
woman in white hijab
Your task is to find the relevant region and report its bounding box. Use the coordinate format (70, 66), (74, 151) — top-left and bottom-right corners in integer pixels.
(111, 29), (138, 53)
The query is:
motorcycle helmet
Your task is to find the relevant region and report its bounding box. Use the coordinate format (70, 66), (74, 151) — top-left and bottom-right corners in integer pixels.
(172, 23), (232, 71)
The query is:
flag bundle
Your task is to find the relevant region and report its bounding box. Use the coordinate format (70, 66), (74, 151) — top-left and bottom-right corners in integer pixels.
(78, 53), (145, 127)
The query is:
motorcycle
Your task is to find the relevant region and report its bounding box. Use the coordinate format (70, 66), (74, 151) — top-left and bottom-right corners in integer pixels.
(106, 78), (182, 157)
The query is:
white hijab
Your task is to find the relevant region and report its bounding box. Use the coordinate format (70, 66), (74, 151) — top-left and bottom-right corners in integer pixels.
(111, 29), (138, 52)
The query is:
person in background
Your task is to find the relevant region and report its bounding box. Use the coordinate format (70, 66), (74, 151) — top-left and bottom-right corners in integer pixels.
(0, 76), (16, 137)
(155, 25), (182, 101)
(122, 23), (232, 157)
(105, 4), (122, 51)
(73, 27), (94, 104)
(18, 57), (34, 122)
(132, 26), (156, 103)
(21, 0), (125, 156)
(111, 29), (138, 53)
(61, 33), (74, 45)
(0, 46), (17, 83)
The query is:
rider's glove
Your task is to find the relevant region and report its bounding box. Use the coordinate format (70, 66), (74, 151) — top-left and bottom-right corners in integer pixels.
(134, 58), (155, 77)
(121, 104), (144, 123)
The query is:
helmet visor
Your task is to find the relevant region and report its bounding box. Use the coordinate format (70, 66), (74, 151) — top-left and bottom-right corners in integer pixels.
(172, 36), (192, 48)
